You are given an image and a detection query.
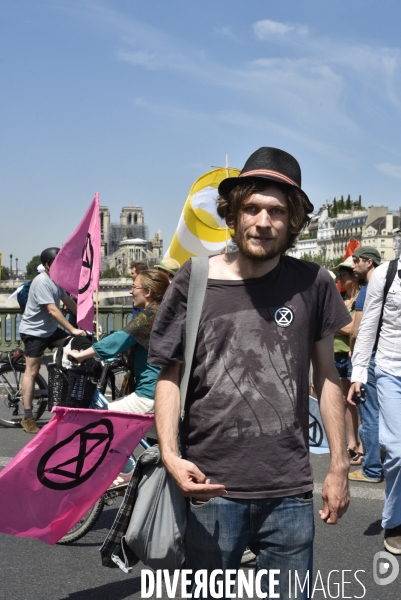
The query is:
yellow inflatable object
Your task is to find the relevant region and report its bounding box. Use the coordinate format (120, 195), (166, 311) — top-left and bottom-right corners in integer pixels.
(165, 167), (240, 265)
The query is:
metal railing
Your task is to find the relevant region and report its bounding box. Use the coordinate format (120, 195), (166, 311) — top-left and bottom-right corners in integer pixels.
(0, 306), (133, 351)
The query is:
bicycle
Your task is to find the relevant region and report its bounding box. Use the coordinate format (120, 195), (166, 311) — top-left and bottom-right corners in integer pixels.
(0, 347), (126, 428)
(56, 355), (140, 544)
(0, 349), (49, 427)
(58, 437), (151, 544)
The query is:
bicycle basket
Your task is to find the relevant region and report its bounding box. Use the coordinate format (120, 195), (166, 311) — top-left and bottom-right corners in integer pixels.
(48, 363), (96, 410)
(48, 363), (69, 410)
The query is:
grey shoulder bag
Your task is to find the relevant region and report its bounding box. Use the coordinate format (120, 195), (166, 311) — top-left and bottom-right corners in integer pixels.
(110, 257), (209, 572)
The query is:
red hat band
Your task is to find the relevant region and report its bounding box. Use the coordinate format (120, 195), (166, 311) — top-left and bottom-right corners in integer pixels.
(239, 169), (299, 188)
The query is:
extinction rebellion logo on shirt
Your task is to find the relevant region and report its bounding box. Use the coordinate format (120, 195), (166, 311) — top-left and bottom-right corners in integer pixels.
(274, 307), (294, 328)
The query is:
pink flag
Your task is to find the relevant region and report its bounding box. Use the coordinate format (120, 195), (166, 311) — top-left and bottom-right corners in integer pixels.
(50, 193), (101, 331)
(0, 407), (154, 545)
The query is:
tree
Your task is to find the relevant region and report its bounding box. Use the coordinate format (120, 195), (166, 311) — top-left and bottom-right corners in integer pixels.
(352, 195), (365, 211)
(101, 267), (120, 278)
(26, 255), (42, 279)
(345, 194), (351, 210)
(331, 198), (338, 217)
(338, 195), (345, 211)
(332, 257), (344, 268)
(299, 252), (342, 271)
(1, 266), (10, 280)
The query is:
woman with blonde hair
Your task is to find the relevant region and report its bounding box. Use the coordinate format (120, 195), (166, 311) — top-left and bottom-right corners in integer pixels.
(69, 268), (170, 485)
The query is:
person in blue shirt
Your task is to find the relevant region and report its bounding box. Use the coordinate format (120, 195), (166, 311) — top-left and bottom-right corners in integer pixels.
(69, 268), (170, 486)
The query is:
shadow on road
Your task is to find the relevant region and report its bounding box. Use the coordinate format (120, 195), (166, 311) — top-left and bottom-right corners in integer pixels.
(59, 577), (141, 600)
(363, 519), (383, 537)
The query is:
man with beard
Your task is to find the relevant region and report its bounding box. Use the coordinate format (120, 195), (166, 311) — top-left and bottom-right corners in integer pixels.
(148, 147), (351, 599)
(348, 247), (383, 483)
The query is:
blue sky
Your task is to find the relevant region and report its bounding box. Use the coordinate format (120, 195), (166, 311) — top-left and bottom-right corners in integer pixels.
(2, 0), (401, 270)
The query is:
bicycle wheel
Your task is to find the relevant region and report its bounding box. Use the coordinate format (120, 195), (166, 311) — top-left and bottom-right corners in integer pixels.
(0, 364), (48, 428)
(57, 497), (105, 544)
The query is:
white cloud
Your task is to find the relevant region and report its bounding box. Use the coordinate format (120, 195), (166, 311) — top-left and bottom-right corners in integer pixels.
(218, 110), (348, 161)
(134, 97), (347, 162)
(254, 19), (308, 39)
(376, 163), (401, 179)
(57, 1), (401, 157)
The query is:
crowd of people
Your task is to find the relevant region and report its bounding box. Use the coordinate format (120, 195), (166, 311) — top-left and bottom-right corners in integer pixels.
(16, 145), (401, 597)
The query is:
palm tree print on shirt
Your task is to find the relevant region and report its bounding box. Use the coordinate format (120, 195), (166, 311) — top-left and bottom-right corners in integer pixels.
(201, 308), (297, 439)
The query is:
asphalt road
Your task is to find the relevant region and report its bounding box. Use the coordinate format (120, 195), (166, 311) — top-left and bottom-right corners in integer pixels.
(0, 425), (400, 600)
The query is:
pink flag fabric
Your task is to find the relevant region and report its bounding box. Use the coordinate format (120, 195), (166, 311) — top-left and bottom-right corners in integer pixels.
(50, 193), (101, 331)
(0, 407), (154, 545)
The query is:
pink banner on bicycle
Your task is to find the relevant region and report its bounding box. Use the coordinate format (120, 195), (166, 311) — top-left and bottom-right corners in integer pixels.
(0, 407), (154, 545)
(50, 193), (101, 331)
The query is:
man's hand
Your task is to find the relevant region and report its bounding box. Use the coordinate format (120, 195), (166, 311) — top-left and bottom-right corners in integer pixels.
(319, 469), (350, 525)
(347, 382), (362, 406)
(164, 455), (227, 500)
(71, 328), (86, 337)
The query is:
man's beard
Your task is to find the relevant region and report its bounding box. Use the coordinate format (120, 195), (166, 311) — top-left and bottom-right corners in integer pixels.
(233, 230), (290, 263)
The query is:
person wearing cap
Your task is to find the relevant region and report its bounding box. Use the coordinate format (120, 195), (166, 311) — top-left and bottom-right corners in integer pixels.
(19, 248), (85, 434)
(348, 251), (401, 553)
(154, 257), (180, 281)
(149, 147), (351, 596)
(347, 247), (383, 484)
(332, 257), (362, 463)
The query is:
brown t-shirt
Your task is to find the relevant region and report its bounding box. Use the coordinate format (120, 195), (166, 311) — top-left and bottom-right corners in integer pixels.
(148, 256), (351, 498)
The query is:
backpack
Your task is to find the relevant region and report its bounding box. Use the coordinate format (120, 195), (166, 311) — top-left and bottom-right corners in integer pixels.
(17, 281), (32, 311)
(374, 259), (398, 350)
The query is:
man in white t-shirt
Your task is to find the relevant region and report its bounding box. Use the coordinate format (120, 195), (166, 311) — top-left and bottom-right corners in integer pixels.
(349, 257), (401, 554)
(19, 247), (85, 434)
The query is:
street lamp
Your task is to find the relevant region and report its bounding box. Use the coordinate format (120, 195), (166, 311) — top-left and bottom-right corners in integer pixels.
(9, 254), (13, 280)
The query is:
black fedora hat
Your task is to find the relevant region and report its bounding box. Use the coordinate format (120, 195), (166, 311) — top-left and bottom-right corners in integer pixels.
(218, 147), (314, 213)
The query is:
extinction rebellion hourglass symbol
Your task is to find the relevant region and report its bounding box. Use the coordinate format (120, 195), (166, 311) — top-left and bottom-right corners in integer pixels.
(37, 419), (114, 491)
(79, 233), (94, 294)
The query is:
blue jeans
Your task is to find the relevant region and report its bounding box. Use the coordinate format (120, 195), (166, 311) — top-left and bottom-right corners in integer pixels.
(185, 494), (314, 599)
(376, 366), (401, 529)
(358, 355), (383, 481)
(334, 353), (352, 379)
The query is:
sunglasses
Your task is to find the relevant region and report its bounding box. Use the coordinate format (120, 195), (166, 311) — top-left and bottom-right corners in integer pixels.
(337, 272), (350, 280)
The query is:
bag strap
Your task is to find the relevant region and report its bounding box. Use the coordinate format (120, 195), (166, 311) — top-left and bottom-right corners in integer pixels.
(374, 259), (398, 350)
(179, 256), (209, 420)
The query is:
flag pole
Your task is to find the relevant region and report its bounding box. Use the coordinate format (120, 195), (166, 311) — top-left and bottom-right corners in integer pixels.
(225, 155), (229, 252)
(211, 155), (231, 253)
(95, 290), (99, 341)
